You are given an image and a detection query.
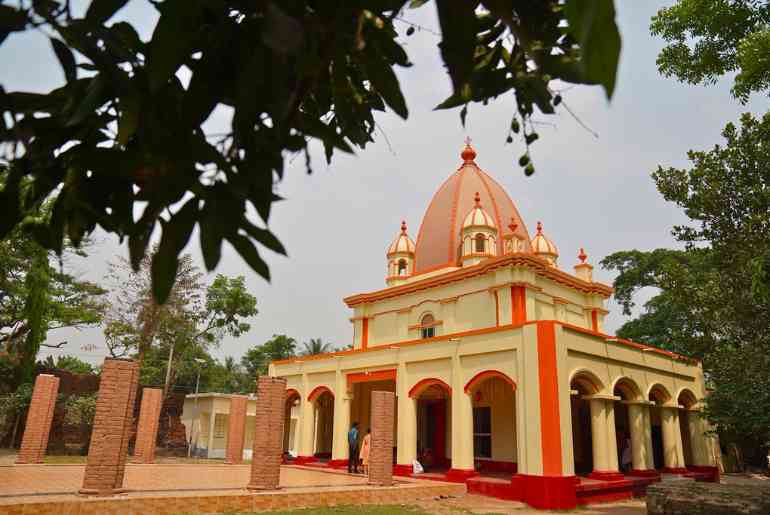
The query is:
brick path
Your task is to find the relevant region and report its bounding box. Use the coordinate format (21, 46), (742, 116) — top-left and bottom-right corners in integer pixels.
(0, 464), (369, 496)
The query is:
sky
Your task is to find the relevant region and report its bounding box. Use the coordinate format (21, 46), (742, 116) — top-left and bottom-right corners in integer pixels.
(2, 1), (769, 366)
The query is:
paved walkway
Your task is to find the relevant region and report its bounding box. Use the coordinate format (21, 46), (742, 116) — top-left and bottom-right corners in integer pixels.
(0, 463), (369, 496)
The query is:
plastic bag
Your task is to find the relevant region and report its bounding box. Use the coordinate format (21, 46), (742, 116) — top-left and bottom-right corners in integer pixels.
(412, 459), (424, 474)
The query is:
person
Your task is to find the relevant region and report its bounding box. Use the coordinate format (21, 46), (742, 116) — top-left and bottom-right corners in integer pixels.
(621, 436), (632, 473)
(359, 428), (372, 475)
(347, 422), (359, 474)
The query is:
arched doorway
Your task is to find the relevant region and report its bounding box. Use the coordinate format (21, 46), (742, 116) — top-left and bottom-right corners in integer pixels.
(612, 378), (642, 473)
(465, 371), (517, 475)
(284, 390), (300, 456)
(569, 371), (604, 475)
(411, 380), (451, 471)
(648, 384), (671, 469)
(678, 389), (698, 467)
(308, 387), (335, 460)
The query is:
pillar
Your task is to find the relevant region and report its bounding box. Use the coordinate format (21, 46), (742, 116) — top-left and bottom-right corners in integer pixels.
(686, 410), (710, 466)
(448, 352), (475, 481)
(247, 376), (286, 490)
(395, 360), (416, 474)
(625, 401), (657, 476)
(80, 358), (139, 495)
(586, 396), (624, 481)
(641, 404), (655, 469)
(225, 395), (247, 464)
(297, 374), (316, 463)
(661, 406), (686, 472)
(368, 390), (395, 486)
(133, 388), (163, 464)
(16, 374), (60, 464)
(331, 367), (351, 466)
(207, 410), (217, 457)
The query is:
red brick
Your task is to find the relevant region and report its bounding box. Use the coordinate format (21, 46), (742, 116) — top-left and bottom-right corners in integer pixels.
(16, 374), (60, 464)
(247, 377), (286, 490)
(133, 388), (162, 464)
(368, 390), (395, 486)
(225, 396), (248, 464)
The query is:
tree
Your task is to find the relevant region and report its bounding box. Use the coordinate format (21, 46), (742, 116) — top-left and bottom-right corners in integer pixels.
(651, 0), (770, 101)
(38, 354), (95, 374)
(301, 337), (333, 356)
(0, 1), (621, 302)
(209, 356), (253, 394)
(241, 334), (297, 377)
(602, 113), (770, 466)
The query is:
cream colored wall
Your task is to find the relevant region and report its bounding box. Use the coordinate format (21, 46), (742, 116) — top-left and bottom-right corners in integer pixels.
(471, 376), (517, 462)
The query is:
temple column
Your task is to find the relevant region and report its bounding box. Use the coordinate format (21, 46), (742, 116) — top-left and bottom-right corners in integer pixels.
(605, 400), (619, 472)
(687, 409), (710, 466)
(625, 401), (656, 475)
(641, 404), (655, 469)
(448, 350), (475, 480)
(661, 406), (685, 471)
(298, 373), (315, 460)
(395, 360), (416, 473)
(331, 365), (351, 465)
(585, 395), (623, 480)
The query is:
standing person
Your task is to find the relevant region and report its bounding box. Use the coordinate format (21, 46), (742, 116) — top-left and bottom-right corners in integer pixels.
(621, 436), (632, 473)
(347, 422), (359, 474)
(359, 428), (372, 476)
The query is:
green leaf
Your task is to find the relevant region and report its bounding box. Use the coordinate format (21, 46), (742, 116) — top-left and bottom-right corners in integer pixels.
(151, 234), (178, 305)
(228, 233), (270, 281)
(0, 166), (23, 238)
(146, 0), (202, 92)
(435, 0), (477, 94)
(262, 3), (304, 55)
(50, 37), (77, 83)
(117, 89), (140, 146)
(86, 0), (130, 25)
(363, 52), (408, 119)
(242, 222), (287, 256)
(0, 5), (27, 45)
(66, 75), (107, 126)
(151, 198), (199, 303)
(564, 0), (621, 99)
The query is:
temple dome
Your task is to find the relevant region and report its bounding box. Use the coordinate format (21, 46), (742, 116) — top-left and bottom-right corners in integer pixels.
(413, 141), (532, 273)
(387, 221), (416, 256)
(462, 192), (497, 231)
(531, 221), (558, 266)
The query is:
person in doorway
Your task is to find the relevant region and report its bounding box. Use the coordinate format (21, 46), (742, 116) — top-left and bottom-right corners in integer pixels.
(621, 436), (632, 473)
(347, 422), (360, 474)
(359, 428), (372, 476)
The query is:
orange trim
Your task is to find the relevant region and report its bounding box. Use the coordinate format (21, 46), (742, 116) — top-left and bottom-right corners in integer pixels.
(408, 319), (443, 331)
(408, 378), (452, 398)
(511, 285), (526, 325)
(591, 310), (598, 332)
(536, 321), (563, 475)
(361, 318), (369, 350)
(464, 370), (516, 393)
(346, 369), (397, 390)
(344, 254), (613, 307)
(308, 386), (333, 402)
(286, 388), (300, 400)
(448, 164), (466, 265)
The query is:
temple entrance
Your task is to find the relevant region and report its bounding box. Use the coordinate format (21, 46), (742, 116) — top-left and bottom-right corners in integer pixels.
(349, 378), (397, 461)
(313, 391), (334, 459)
(467, 372), (517, 475)
(570, 373), (599, 475)
(613, 379), (642, 472)
(648, 385), (670, 469)
(415, 383), (450, 471)
(283, 390), (300, 455)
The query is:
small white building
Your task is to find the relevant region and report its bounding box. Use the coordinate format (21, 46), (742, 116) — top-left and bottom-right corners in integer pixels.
(182, 393), (300, 459)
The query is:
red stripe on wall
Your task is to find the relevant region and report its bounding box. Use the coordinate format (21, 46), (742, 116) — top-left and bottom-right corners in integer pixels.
(590, 310), (598, 332)
(536, 321), (563, 475)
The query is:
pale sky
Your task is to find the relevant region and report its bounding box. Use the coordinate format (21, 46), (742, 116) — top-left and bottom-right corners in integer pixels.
(2, 2), (769, 366)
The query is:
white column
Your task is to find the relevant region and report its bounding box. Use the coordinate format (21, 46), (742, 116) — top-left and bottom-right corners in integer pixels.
(299, 374), (315, 457)
(331, 366), (350, 461)
(450, 352), (474, 471)
(641, 404), (655, 469)
(687, 410), (711, 466)
(207, 411), (217, 458)
(606, 401), (619, 471)
(661, 406), (684, 469)
(588, 399), (609, 472)
(626, 402), (646, 471)
(396, 360), (416, 466)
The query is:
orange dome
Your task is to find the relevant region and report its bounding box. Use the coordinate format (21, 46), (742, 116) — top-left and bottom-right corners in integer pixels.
(413, 143), (532, 273)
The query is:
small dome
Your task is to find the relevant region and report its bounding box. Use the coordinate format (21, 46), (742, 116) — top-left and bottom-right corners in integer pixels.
(387, 221), (416, 256)
(531, 221), (558, 259)
(462, 192), (497, 231)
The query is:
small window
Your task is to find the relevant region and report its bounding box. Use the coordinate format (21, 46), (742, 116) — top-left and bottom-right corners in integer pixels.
(421, 314), (435, 339)
(398, 259), (407, 276)
(475, 233), (486, 253)
(473, 407), (492, 458)
(214, 415), (226, 438)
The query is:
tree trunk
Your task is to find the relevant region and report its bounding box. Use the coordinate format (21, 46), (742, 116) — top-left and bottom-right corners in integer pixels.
(9, 412), (21, 449)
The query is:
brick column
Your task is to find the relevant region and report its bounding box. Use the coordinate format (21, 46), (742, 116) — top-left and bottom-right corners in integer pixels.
(80, 358), (140, 495)
(16, 374), (60, 464)
(225, 395), (248, 464)
(247, 376), (286, 490)
(368, 390), (395, 486)
(133, 388), (163, 464)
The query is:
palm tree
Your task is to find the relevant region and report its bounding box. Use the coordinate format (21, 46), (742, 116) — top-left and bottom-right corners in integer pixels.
(301, 338), (333, 356)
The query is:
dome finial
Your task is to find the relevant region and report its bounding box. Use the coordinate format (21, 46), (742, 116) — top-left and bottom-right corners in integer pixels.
(400, 220), (407, 234)
(508, 217), (518, 233)
(578, 247), (587, 263)
(461, 136), (477, 163)
(536, 221), (543, 235)
(474, 191), (481, 205)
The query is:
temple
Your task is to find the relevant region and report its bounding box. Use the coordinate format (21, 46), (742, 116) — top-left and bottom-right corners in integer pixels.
(269, 141), (720, 509)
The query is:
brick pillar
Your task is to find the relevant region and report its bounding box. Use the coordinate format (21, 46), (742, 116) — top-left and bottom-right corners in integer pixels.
(16, 374), (60, 464)
(133, 388), (163, 464)
(80, 358), (139, 495)
(368, 390), (395, 486)
(247, 377), (286, 490)
(225, 395), (248, 464)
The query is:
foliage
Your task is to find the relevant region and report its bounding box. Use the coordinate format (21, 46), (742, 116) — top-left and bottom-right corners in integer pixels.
(602, 113), (770, 463)
(651, 0), (770, 102)
(241, 334), (296, 377)
(208, 356), (254, 394)
(0, 382), (33, 446)
(0, 0), (621, 302)
(301, 337), (333, 356)
(63, 393), (97, 427)
(37, 354), (95, 374)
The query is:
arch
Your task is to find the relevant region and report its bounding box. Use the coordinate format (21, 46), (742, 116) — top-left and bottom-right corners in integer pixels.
(474, 233), (486, 253)
(409, 378), (452, 398)
(286, 388), (301, 401)
(611, 376), (643, 401)
(307, 385), (334, 403)
(647, 383), (672, 405)
(398, 259), (408, 276)
(676, 388), (698, 409)
(569, 368), (605, 395)
(464, 370), (516, 393)
(420, 313), (436, 339)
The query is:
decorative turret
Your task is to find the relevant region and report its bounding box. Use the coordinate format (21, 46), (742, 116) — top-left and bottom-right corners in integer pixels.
(460, 192), (498, 266)
(502, 217), (526, 254)
(461, 137), (477, 164)
(573, 247), (593, 282)
(386, 221), (416, 286)
(531, 221), (559, 267)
